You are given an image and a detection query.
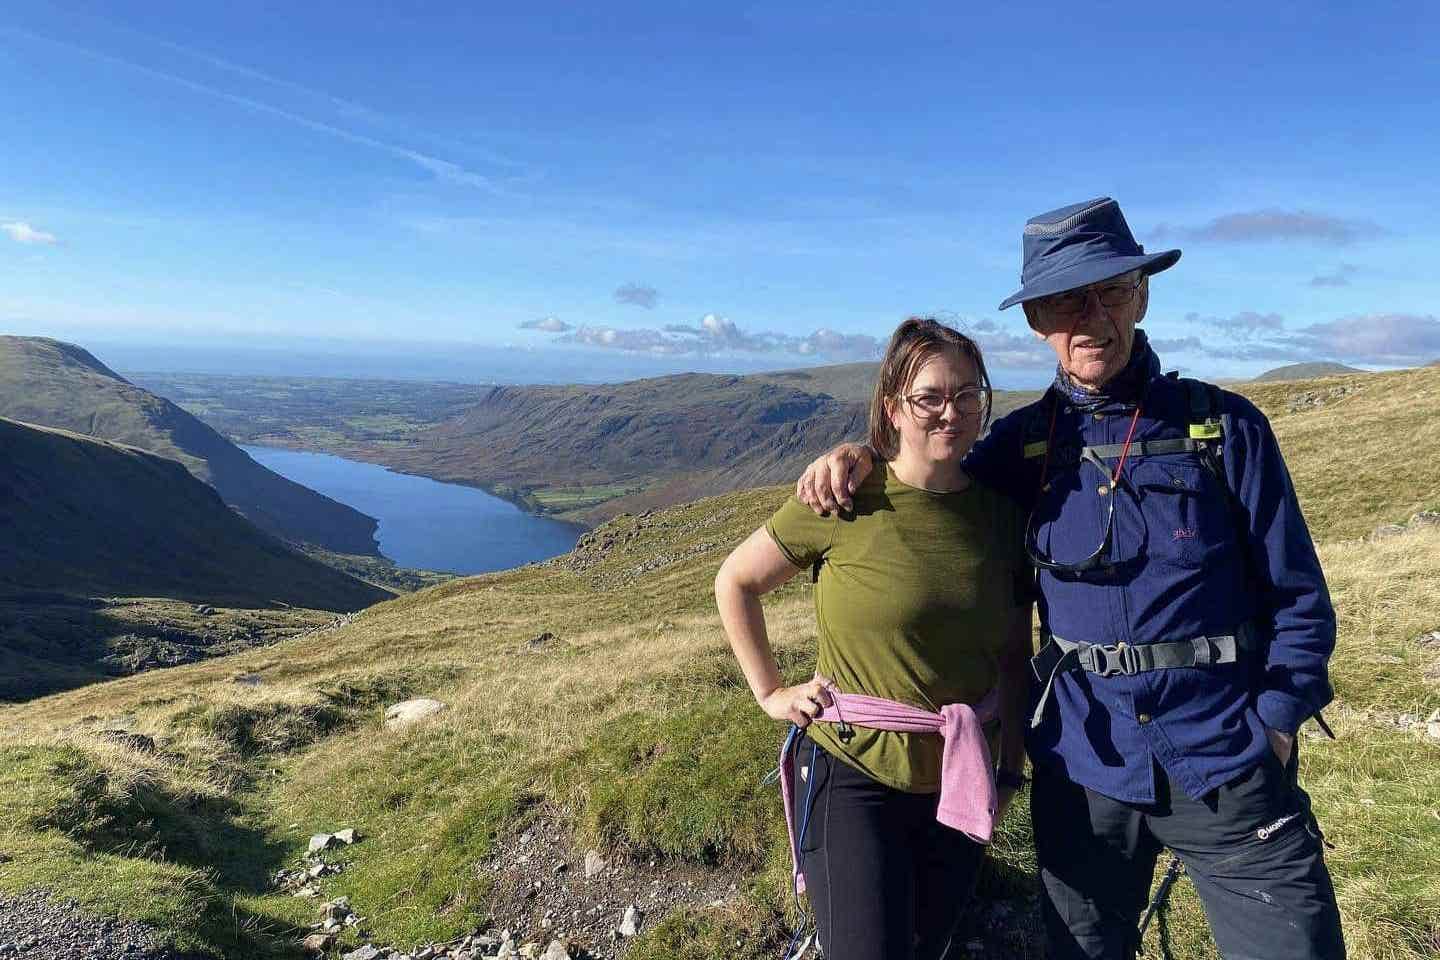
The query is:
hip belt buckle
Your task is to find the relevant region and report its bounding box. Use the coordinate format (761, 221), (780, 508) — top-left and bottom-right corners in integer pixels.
(1085, 641), (1142, 678)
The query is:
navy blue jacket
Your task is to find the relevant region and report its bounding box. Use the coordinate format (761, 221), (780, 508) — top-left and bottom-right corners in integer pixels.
(966, 352), (1336, 803)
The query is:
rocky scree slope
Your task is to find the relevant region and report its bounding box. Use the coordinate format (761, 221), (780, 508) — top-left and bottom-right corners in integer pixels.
(0, 336), (381, 555)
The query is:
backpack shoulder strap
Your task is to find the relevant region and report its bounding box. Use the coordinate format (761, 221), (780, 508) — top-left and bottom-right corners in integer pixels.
(1173, 375), (1248, 522)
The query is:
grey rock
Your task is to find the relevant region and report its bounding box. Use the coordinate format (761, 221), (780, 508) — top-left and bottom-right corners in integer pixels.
(343, 947), (383, 960)
(526, 631), (560, 650)
(302, 932), (336, 953)
(335, 827), (360, 845)
(583, 849), (606, 878)
(540, 941), (571, 960)
(619, 903), (643, 937)
(384, 698), (449, 730)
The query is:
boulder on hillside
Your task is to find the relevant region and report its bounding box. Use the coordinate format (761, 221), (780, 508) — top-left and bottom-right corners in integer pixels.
(384, 698), (448, 730)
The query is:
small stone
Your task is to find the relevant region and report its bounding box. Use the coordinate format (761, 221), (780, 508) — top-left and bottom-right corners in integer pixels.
(343, 946), (382, 960)
(335, 827), (360, 845)
(618, 904), (643, 937)
(384, 698), (448, 730)
(414, 949), (436, 960)
(526, 631), (560, 650)
(302, 933), (336, 954)
(321, 896), (352, 921)
(1427, 708), (1440, 740)
(309, 834), (337, 854)
(540, 941), (571, 960)
(583, 850), (606, 878)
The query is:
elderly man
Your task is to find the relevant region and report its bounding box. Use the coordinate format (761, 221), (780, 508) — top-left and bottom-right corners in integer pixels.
(796, 198), (1345, 959)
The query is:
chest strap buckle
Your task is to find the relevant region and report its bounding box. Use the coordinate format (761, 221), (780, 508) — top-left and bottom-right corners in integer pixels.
(1029, 626), (1254, 728)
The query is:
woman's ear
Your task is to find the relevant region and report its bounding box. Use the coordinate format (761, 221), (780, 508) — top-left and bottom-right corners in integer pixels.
(885, 395), (901, 433)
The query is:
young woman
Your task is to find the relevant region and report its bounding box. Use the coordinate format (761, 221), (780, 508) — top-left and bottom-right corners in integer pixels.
(714, 318), (1032, 960)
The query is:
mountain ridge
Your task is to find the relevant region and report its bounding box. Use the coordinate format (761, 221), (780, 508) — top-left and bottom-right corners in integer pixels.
(0, 416), (390, 611)
(139, 364), (1039, 523)
(0, 336), (382, 555)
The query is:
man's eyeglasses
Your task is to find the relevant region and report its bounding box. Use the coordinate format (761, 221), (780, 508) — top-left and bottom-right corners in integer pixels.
(1023, 399), (1144, 574)
(902, 386), (991, 419)
(1024, 448), (1118, 572)
(1037, 272), (1143, 318)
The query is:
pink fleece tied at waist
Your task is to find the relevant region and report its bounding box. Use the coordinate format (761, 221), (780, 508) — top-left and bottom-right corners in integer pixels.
(779, 688), (1000, 894)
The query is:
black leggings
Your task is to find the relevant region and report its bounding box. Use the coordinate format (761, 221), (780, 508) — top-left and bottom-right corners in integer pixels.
(796, 741), (985, 960)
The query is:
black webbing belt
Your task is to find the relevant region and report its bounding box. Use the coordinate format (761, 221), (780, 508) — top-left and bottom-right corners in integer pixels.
(1030, 624), (1257, 728)
(1083, 437), (1208, 459)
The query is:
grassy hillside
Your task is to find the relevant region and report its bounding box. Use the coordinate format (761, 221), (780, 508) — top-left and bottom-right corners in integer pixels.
(0, 337), (381, 555)
(0, 369), (1436, 959)
(139, 365), (1039, 523)
(0, 418), (391, 699)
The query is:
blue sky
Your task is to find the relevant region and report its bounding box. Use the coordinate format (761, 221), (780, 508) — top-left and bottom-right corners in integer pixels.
(2, 1), (1437, 386)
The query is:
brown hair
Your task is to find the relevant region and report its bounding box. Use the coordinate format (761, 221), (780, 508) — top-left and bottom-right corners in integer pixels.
(867, 317), (992, 460)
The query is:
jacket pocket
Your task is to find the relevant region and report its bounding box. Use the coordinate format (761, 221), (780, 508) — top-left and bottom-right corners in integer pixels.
(1131, 458), (1235, 568)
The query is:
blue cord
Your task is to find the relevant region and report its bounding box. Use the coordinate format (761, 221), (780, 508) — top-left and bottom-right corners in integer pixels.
(781, 729), (820, 960)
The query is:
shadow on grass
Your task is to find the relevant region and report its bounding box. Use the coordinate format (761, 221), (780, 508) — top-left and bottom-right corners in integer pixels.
(0, 595), (250, 703)
(23, 749), (308, 957)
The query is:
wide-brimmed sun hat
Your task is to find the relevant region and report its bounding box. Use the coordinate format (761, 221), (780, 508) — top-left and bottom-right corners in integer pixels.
(997, 197), (1181, 310)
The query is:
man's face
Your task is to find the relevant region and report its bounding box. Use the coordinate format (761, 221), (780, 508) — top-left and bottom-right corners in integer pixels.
(1024, 271), (1149, 391)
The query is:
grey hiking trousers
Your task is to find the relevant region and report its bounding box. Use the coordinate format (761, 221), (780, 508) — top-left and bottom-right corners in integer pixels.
(1032, 748), (1345, 960)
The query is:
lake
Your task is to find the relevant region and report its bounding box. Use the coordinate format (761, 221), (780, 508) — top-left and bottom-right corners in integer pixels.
(241, 445), (583, 575)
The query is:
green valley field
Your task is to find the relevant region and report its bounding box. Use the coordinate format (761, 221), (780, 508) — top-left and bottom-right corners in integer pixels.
(1, 367), (1437, 959)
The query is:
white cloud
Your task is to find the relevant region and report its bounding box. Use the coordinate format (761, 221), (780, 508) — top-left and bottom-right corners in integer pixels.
(2, 221), (58, 245)
(557, 315), (882, 360)
(1151, 210), (1381, 246)
(614, 283), (659, 309)
(520, 316), (572, 333)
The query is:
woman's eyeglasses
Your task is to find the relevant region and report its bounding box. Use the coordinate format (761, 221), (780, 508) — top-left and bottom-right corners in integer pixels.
(902, 386), (991, 419)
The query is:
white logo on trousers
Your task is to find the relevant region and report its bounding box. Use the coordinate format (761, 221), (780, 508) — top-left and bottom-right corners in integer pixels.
(1256, 812), (1298, 840)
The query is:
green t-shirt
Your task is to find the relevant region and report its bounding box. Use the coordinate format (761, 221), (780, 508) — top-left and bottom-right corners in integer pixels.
(765, 462), (1027, 793)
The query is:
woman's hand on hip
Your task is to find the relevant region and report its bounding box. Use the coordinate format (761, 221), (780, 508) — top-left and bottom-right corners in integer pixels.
(760, 676), (835, 727)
